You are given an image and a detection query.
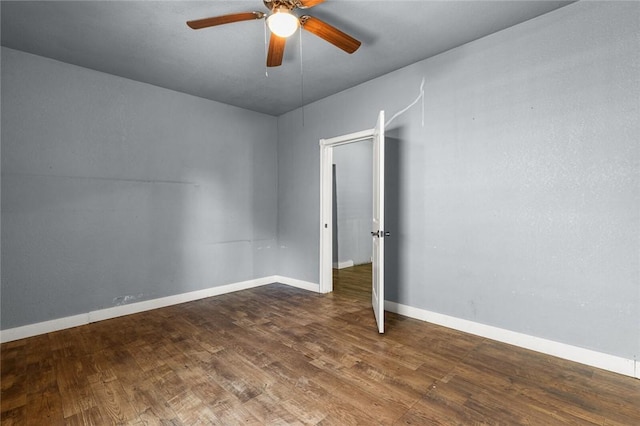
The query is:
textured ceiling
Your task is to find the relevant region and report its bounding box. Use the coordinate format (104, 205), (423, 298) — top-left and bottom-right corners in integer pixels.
(1, 1), (573, 116)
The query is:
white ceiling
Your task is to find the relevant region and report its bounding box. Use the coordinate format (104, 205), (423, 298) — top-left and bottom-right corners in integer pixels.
(1, 1), (573, 116)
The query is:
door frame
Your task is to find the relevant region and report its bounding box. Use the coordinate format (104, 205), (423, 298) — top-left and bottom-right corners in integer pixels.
(319, 128), (375, 294)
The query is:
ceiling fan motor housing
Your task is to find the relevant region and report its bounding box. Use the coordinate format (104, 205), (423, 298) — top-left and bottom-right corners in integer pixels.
(263, 0), (306, 12)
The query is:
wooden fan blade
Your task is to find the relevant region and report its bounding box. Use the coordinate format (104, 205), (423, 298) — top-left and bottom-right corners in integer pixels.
(187, 11), (264, 30)
(267, 34), (286, 67)
(298, 0), (325, 8)
(300, 16), (361, 54)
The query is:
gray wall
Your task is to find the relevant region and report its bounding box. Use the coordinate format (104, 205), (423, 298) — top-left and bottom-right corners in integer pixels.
(277, 2), (639, 360)
(333, 142), (373, 266)
(2, 2), (638, 362)
(1, 48), (278, 329)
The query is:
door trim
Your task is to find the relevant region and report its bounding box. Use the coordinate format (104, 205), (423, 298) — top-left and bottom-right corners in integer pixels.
(319, 128), (375, 294)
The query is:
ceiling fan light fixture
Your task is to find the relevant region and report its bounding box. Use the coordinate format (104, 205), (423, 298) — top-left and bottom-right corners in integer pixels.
(267, 8), (299, 38)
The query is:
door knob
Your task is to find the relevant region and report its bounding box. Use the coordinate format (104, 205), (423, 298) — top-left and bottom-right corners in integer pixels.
(371, 230), (391, 238)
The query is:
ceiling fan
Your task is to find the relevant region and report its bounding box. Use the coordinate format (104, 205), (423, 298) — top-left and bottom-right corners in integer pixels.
(187, 0), (361, 67)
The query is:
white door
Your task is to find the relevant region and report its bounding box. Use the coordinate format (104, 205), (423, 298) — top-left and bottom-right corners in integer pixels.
(371, 110), (385, 333)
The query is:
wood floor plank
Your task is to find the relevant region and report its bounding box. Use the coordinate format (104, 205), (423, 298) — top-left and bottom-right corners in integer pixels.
(166, 389), (221, 424)
(202, 348), (272, 403)
(88, 377), (139, 424)
(125, 369), (182, 421)
(64, 405), (107, 426)
(2, 263), (639, 425)
(53, 360), (97, 419)
(24, 387), (64, 425)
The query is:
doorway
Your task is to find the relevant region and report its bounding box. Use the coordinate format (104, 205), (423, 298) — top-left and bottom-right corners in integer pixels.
(319, 111), (386, 333)
(332, 141), (373, 296)
(332, 142), (373, 269)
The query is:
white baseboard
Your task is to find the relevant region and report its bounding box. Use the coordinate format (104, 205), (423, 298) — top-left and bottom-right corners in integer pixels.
(334, 260), (354, 269)
(0, 313), (91, 344)
(1, 276), (319, 344)
(274, 275), (320, 292)
(88, 276), (277, 323)
(3, 282), (635, 379)
(385, 301), (638, 379)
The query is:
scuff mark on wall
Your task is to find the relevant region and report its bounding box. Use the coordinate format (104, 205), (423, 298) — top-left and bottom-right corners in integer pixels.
(113, 293), (144, 306)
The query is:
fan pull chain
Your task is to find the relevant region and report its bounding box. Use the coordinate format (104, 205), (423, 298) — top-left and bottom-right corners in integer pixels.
(264, 19), (269, 77)
(421, 78), (425, 127)
(299, 29), (305, 126)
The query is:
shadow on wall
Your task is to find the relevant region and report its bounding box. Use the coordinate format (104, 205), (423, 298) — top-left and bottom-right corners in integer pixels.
(332, 164), (339, 265)
(384, 132), (405, 305)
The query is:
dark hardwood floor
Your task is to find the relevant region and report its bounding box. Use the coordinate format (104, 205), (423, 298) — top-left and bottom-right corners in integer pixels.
(2, 263), (639, 424)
